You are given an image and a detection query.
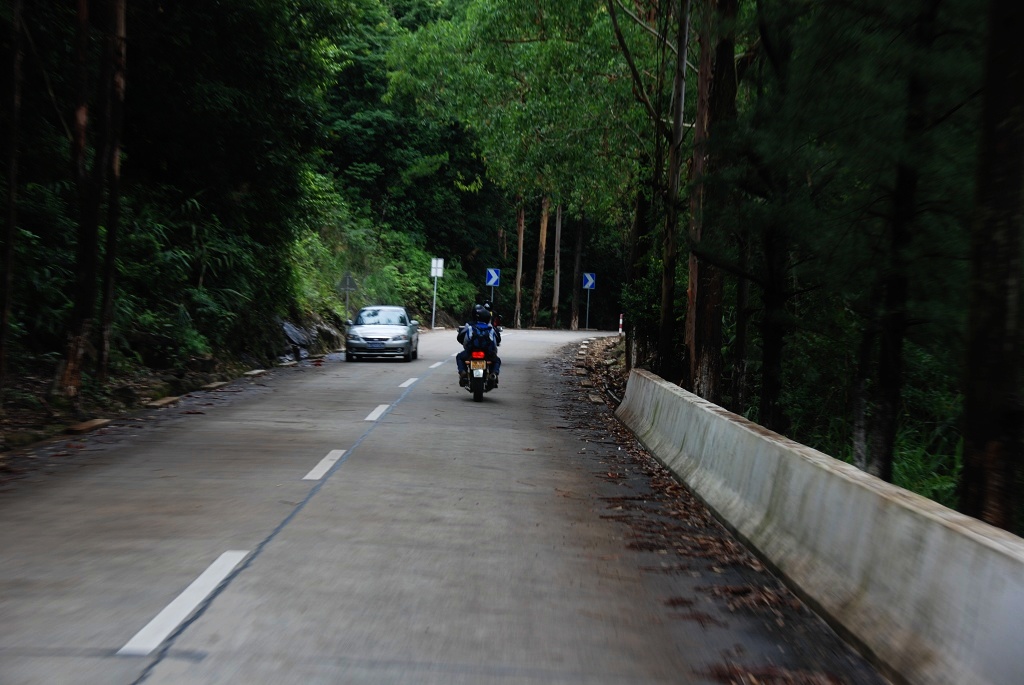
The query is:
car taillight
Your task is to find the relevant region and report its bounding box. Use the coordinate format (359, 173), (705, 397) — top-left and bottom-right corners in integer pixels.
(471, 350), (486, 359)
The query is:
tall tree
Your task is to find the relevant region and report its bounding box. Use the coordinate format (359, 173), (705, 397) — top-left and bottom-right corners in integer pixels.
(96, 0), (126, 383)
(623, 154), (661, 370)
(53, 0), (104, 400)
(514, 200), (525, 327)
(659, 0), (692, 382)
(608, 0), (691, 378)
(550, 203), (562, 327)
(853, 0), (941, 481)
(959, 0), (1024, 530)
(1, 0), (24, 401)
(684, 0), (723, 400)
(55, 0), (127, 398)
(571, 216), (584, 330)
(747, 0), (801, 433)
(530, 196), (551, 327)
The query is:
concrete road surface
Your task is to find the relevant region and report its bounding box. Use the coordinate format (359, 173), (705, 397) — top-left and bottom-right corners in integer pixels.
(0, 329), (886, 685)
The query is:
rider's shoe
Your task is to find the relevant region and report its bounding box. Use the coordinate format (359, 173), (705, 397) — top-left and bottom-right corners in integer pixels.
(459, 371), (469, 387)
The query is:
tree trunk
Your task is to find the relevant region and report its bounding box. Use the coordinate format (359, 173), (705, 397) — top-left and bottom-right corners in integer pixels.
(550, 203), (562, 328)
(684, 3), (711, 392)
(759, 222), (789, 433)
(959, 0), (1024, 531)
(852, 297), (879, 471)
(513, 199), (525, 328)
(658, 0), (691, 381)
(53, 0), (98, 400)
(97, 0), (127, 383)
(733, 232), (750, 412)
(863, 0), (940, 482)
(687, 0), (736, 403)
(1, 0), (24, 402)
(55, 0), (123, 399)
(607, 0), (673, 372)
(624, 168), (652, 371)
(530, 196), (550, 328)
(571, 218), (584, 331)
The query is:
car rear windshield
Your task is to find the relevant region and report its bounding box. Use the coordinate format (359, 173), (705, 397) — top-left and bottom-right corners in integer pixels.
(356, 310), (407, 326)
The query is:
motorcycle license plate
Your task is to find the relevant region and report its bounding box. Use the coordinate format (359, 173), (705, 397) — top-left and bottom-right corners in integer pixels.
(469, 360), (486, 377)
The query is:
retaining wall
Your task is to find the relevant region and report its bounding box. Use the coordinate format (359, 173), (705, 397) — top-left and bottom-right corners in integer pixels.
(615, 369), (1024, 685)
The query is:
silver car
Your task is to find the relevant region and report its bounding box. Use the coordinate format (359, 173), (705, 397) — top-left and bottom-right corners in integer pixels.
(345, 306), (420, 362)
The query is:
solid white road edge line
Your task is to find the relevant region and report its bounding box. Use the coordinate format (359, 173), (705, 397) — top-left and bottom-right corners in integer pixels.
(117, 550), (249, 657)
(399, 378), (417, 388)
(430, 361), (444, 369)
(365, 404), (389, 421)
(303, 449), (347, 481)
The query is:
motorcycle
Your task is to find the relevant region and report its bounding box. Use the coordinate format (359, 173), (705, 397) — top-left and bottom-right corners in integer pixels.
(465, 349), (498, 402)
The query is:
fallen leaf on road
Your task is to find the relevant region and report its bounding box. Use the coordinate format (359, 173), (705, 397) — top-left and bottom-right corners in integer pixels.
(664, 597), (695, 608)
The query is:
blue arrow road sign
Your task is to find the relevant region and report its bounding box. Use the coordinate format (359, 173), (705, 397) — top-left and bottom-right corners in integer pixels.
(486, 268), (500, 287)
(583, 272), (596, 290)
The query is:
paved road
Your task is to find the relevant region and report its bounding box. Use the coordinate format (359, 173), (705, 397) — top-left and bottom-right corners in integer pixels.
(0, 329), (886, 685)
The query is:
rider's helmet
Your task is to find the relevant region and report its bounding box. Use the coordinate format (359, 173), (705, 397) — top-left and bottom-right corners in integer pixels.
(472, 303), (492, 323)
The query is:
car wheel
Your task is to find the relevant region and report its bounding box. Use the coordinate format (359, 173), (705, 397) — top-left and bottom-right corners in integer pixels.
(412, 343), (418, 361)
(402, 349), (412, 363)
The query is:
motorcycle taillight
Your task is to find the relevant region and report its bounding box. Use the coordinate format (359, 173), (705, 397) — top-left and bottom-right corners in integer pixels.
(471, 350), (486, 359)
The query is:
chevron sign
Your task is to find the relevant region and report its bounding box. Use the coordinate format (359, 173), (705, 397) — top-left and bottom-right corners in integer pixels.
(583, 272), (596, 290)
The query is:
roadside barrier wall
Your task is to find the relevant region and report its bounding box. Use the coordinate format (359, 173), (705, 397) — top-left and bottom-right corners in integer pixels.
(615, 369), (1024, 685)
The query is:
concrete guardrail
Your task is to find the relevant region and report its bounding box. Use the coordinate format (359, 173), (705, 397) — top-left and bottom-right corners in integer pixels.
(615, 368), (1024, 685)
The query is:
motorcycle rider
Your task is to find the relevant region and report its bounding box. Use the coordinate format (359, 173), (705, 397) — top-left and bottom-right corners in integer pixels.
(456, 303), (501, 387)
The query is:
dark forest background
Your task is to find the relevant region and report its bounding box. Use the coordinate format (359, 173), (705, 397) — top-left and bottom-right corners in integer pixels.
(2, 0), (1021, 532)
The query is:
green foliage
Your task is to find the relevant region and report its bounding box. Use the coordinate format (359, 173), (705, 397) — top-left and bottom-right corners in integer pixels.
(388, 0), (641, 209)
(5, 0), (507, 371)
(360, 230), (477, 317)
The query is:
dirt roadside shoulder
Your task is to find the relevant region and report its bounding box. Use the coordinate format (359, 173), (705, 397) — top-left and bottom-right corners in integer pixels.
(556, 336), (887, 685)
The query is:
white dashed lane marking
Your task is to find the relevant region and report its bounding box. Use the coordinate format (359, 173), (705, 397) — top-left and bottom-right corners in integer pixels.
(118, 550), (249, 657)
(365, 404), (389, 421)
(303, 450), (347, 481)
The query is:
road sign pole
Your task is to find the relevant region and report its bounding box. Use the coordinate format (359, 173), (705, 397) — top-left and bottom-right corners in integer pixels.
(430, 258), (444, 329)
(432, 276), (438, 329)
(581, 272), (595, 330)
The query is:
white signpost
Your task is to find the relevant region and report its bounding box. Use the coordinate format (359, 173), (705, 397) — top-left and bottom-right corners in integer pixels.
(486, 268), (500, 303)
(431, 258), (444, 329)
(583, 272), (596, 330)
